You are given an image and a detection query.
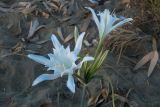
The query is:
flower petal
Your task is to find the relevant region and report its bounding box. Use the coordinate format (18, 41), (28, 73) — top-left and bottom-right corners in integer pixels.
(104, 12), (119, 36)
(86, 7), (101, 34)
(77, 56), (94, 69)
(98, 9), (109, 37)
(32, 73), (61, 86)
(73, 32), (85, 55)
(61, 64), (75, 77)
(67, 75), (75, 93)
(110, 18), (133, 32)
(51, 34), (62, 49)
(27, 54), (50, 66)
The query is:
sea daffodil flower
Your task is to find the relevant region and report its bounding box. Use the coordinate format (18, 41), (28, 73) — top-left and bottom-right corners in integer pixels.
(86, 7), (133, 38)
(27, 33), (94, 93)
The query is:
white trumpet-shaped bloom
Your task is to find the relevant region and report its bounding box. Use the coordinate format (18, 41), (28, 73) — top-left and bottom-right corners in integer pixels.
(86, 7), (133, 38)
(28, 33), (94, 93)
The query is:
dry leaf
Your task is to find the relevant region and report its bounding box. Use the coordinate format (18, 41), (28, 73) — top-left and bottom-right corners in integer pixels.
(80, 17), (90, 32)
(48, 2), (59, 11)
(27, 19), (45, 39)
(134, 52), (153, 70)
(57, 27), (64, 41)
(88, 89), (108, 107)
(35, 39), (50, 45)
(42, 1), (51, 12)
(11, 42), (24, 53)
(21, 5), (36, 15)
(61, 16), (72, 22)
(134, 36), (159, 77)
(64, 33), (73, 43)
(59, 1), (68, 12)
(148, 51), (159, 77)
(42, 12), (50, 18)
(18, 2), (31, 7)
(134, 51), (159, 77)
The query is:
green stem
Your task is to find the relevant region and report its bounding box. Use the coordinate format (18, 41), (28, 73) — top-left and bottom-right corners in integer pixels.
(80, 85), (87, 107)
(105, 77), (115, 107)
(94, 38), (103, 58)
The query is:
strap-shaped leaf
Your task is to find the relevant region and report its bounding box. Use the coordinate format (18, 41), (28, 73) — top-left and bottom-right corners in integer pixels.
(81, 61), (88, 77)
(96, 50), (109, 70)
(74, 26), (79, 43)
(82, 50), (109, 83)
(90, 50), (109, 76)
(89, 51), (103, 73)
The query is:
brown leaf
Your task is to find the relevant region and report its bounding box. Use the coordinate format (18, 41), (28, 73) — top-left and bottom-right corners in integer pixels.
(61, 16), (72, 22)
(48, 2), (59, 11)
(148, 51), (159, 77)
(80, 17), (90, 32)
(134, 52), (153, 70)
(88, 89), (108, 107)
(42, 12), (50, 18)
(27, 19), (45, 39)
(18, 2), (31, 7)
(64, 33), (73, 43)
(59, 1), (68, 12)
(88, 97), (94, 107)
(42, 1), (52, 12)
(21, 5), (36, 15)
(57, 27), (64, 41)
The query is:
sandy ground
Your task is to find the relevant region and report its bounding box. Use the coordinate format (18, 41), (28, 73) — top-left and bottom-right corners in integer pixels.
(0, 0), (160, 107)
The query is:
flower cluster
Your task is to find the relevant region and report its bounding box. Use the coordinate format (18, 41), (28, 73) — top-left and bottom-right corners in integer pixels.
(27, 7), (133, 93)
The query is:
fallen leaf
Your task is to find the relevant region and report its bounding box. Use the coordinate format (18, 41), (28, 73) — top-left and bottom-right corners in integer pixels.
(42, 12), (50, 18)
(21, 5), (37, 15)
(42, 1), (52, 12)
(88, 89), (108, 107)
(59, 1), (68, 12)
(57, 27), (64, 41)
(80, 17), (90, 32)
(134, 36), (159, 77)
(27, 19), (45, 39)
(148, 51), (159, 77)
(64, 33), (73, 43)
(134, 52), (153, 70)
(48, 2), (59, 11)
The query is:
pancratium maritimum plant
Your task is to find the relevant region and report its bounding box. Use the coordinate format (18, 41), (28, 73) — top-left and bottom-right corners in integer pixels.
(79, 7), (133, 107)
(80, 7), (133, 84)
(27, 32), (94, 93)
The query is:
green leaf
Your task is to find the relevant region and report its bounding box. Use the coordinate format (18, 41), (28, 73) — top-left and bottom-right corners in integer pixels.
(82, 50), (109, 83)
(74, 26), (78, 43)
(96, 50), (109, 70)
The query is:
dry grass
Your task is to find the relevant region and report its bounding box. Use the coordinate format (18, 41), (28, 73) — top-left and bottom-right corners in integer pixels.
(104, 28), (148, 63)
(132, 0), (160, 33)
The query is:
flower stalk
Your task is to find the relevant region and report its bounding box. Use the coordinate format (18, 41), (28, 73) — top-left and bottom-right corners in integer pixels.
(80, 84), (87, 107)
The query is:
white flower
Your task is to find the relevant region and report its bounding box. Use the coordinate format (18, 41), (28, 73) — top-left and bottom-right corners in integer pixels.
(86, 7), (133, 38)
(28, 33), (94, 93)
